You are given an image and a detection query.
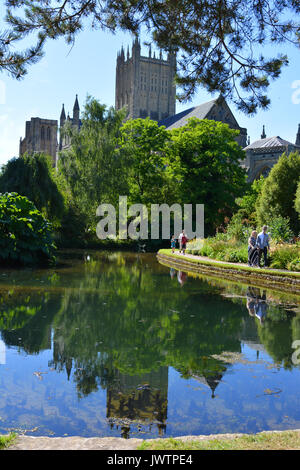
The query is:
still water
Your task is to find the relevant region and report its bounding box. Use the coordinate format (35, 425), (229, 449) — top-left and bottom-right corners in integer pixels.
(0, 251), (300, 439)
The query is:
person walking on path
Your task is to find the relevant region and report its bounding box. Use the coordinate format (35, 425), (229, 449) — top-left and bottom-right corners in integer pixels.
(178, 230), (188, 255)
(171, 234), (176, 254)
(248, 230), (259, 267)
(256, 225), (270, 268)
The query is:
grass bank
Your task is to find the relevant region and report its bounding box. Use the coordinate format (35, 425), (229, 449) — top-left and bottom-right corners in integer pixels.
(0, 433), (16, 450)
(138, 430), (300, 450)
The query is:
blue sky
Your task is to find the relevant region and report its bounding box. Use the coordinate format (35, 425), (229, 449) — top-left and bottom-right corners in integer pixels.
(0, 22), (299, 165)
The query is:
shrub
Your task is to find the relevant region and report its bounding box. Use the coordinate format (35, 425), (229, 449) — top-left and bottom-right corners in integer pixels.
(287, 259), (300, 272)
(226, 213), (251, 243)
(269, 245), (300, 270)
(223, 246), (248, 263)
(0, 192), (56, 266)
(268, 215), (294, 244)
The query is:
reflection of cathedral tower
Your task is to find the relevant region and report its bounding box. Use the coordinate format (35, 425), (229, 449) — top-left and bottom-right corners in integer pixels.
(192, 372), (224, 399)
(106, 367), (168, 437)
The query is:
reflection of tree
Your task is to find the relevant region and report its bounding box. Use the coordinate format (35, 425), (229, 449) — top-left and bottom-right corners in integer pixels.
(0, 290), (59, 353)
(1, 253), (300, 433)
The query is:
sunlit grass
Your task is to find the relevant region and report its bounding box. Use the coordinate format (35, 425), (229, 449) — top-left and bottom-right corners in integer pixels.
(0, 433), (16, 450)
(138, 431), (300, 450)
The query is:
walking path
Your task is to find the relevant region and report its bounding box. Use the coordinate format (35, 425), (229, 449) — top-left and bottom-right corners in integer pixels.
(169, 250), (300, 273)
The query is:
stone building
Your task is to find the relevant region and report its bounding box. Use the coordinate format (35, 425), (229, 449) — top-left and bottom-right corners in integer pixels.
(244, 125), (300, 182)
(58, 95), (81, 152)
(158, 94), (248, 148)
(19, 117), (58, 166)
(115, 38), (176, 121)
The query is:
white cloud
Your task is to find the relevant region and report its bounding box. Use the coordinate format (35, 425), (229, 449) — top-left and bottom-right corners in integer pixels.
(291, 80), (300, 105)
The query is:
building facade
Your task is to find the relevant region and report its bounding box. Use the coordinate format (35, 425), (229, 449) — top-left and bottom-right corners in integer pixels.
(115, 38), (176, 121)
(19, 117), (58, 166)
(244, 126), (300, 182)
(59, 95), (81, 152)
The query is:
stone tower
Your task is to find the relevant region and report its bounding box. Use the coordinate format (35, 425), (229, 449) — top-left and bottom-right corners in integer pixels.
(115, 38), (176, 121)
(19, 117), (58, 166)
(58, 95), (81, 152)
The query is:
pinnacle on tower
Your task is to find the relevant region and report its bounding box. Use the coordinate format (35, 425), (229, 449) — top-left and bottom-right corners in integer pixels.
(73, 94), (80, 111)
(60, 104), (66, 125)
(296, 123), (300, 146)
(261, 125), (266, 139)
(73, 94), (80, 127)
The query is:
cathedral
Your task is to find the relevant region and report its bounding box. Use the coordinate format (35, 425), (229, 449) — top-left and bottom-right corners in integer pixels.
(19, 40), (300, 180)
(115, 38), (176, 121)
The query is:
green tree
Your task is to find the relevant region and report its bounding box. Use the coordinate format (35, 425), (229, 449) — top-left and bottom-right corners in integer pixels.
(167, 118), (247, 234)
(235, 176), (265, 226)
(58, 97), (127, 229)
(0, 192), (56, 266)
(295, 181), (300, 219)
(3, 0), (300, 113)
(118, 118), (173, 205)
(0, 153), (65, 225)
(256, 152), (300, 235)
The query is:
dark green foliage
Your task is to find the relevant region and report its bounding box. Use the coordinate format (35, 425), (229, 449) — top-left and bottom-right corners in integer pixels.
(0, 153), (65, 225)
(4, 0), (300, 113)
(295, 181), (300, 219)
(0, 192), (56, 266)
(58, 97), (127, 230)
(167, 118), (247, 234)
(256, 152), (300, 236)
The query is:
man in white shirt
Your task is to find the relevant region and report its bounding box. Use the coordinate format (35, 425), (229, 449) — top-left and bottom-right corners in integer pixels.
(256, 225), (270, 268)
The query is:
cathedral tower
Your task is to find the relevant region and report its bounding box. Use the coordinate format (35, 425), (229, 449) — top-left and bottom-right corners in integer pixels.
(115, 39), (176, 121)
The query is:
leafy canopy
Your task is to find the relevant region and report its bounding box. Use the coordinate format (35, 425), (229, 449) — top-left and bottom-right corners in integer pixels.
(2, 0), (300, 113)
(0, 192), (56, 266)
(256, 152), (300, 235)
(167, 118), (247, 234)
(0, 152), (65, 225)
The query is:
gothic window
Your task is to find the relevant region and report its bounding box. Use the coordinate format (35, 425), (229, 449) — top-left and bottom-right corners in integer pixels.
(41, 127), (45, 140)
(47, 127), (51, 140)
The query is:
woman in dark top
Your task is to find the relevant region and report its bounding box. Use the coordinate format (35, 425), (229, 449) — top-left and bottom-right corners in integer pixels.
(248, 230), (258, 267)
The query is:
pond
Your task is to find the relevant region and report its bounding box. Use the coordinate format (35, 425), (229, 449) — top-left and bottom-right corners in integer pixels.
(0, 251), (300, 439)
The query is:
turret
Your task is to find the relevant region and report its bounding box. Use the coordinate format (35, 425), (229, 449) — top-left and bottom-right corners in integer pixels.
(60, 104), (66, 127)
(296, 124), (300, 146)
(132, 37), (140, 58)
(73, 94), (80, 127)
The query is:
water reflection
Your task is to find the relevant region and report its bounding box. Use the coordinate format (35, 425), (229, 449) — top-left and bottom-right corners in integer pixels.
(0, 252), (300, 437)
(246, 287), (267, 324)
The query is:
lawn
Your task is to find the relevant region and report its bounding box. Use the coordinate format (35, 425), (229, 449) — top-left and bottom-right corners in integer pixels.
(138, 431), (300, 450)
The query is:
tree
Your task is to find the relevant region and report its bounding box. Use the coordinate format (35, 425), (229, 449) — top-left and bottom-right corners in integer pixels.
(234, 175), (265, 226)
(256, 152), (300, 235)
(58, 96), (127, 229)
(3, 0), (300, 113)
(118, 118), (173, 206)
(0, 192), (56, 266)
(167, 118), (247, 234)
(0, 152), (65, 225)
(295, 181), (300, 219)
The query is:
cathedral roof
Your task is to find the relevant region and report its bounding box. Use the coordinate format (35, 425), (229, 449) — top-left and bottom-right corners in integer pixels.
(244, 135), (298, 151)
(158, 98), (217, 129)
